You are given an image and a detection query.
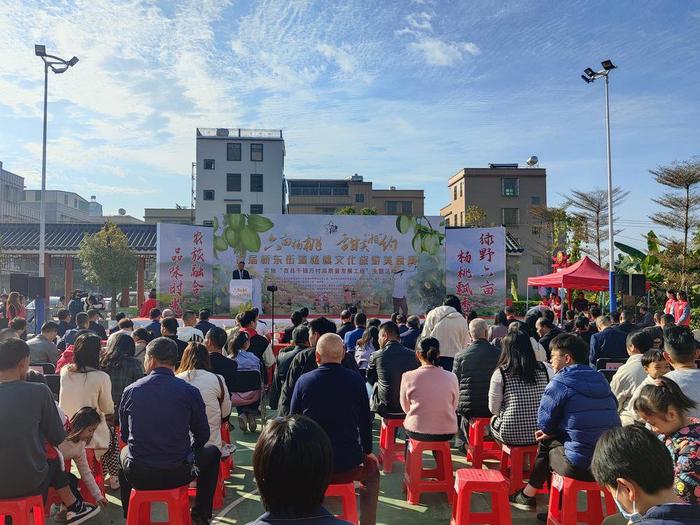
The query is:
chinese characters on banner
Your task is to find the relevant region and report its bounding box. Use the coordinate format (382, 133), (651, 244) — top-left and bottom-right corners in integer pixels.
(210, 214), (446, 316)
(445, 227), (506, 315)
(156, 224), (214, 314)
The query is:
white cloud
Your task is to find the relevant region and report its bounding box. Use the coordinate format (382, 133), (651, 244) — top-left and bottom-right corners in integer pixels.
(409, 37), (479, 66)
(406, 12), (433, 31)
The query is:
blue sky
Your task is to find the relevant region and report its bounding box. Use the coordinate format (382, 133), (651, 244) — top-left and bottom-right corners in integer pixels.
(0, 0), (698, 249)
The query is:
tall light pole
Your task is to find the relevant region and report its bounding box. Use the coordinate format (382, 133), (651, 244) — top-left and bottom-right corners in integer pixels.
(35, 45), (78, 324)
(582, 59), (617, 312)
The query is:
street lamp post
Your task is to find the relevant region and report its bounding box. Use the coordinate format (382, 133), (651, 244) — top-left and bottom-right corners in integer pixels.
(35, 45), (78, 325)
(582, 59), (617, 313)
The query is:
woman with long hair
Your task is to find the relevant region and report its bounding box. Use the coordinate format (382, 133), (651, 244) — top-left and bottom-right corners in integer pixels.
(58, 333), (119, 488)
(100, 332), (144, 418)
(5, 291), (25, 323)
(488, 330), (552, 446)
(354, 325), (379, 376)
(488, 311), (509, 343)
(176, 342), (232, 452)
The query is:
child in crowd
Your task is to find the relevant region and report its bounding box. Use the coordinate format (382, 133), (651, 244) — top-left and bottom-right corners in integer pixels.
(634, 376), (700, 505)
(619, 349), (670, 425)
(55, 408), (109, 520)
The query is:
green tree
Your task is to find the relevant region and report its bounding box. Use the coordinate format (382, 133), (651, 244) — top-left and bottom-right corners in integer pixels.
(335, 207), (378, 215)
(649, 159), (700, 287)
(563, 187), (629, 265)
(463, 205), (486, 227)
(78, 222), (136, 317)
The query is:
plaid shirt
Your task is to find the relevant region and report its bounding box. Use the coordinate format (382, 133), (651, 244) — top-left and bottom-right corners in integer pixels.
(105, 357), (145, 410)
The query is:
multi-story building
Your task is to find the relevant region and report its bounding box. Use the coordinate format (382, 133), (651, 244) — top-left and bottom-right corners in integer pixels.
(144, 207), (194, 225)
(195, 128), (285, 225)
(0, 161), (39, 223)
(21, 189), (97, 223)
(88, 195), (103, 217)
(440, 163), (547, 294)
(286, 174), (425, 216)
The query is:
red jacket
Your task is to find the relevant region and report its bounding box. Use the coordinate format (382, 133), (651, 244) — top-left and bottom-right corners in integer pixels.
(55, 346), (75, 374)
(139, 298), (158, 318)
(665, 298), (677, 316)
(674, 300), (691, 326)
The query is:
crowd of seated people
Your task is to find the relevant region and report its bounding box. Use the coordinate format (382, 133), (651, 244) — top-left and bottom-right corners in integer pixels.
(2, 289), (699, 525)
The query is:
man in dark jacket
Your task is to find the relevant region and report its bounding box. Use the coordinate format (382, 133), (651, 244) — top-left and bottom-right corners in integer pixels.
(400, 315), (421, 351)
(535, 317), (563, 360)
(280, 311), (303, 344)
(194, 309), (216, 337)
(589, 315), (628, 368)
(510, 333), (620, 512)
(616, 309), (637, 335)
(145, 308), (162, 338)
(452, 318), (499, 448)
(270, 326), (310, 410)
(366, 321), (418, 418)
(278, 317), (359, 416)
(56, 309), (74, 337)
(87, 309), (107, 340)
(336, 310), (355, 341)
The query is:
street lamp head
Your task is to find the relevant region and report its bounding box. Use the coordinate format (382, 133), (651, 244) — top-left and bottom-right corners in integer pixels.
(601, 59), (616, 71)
(584, 67), (596, 78)
(581, 74), (592, 83)
(35, 44), (46, 57)
(67, 56), (79, 67)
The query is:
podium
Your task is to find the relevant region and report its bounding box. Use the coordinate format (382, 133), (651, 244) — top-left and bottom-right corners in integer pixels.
(229, 280), (253, 313)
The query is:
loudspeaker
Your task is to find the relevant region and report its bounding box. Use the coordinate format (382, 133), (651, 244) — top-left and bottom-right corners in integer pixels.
(27, 277), (46, 299)
(630, 274), (646, 296)
(9, 273), (29, 296)
(613, 273), (628, 295)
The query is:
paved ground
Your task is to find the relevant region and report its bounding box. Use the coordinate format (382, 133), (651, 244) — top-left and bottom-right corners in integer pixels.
(49, 415), (547, 525)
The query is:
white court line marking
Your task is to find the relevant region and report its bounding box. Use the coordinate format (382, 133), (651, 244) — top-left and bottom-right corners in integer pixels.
(213, 488), (260, 523)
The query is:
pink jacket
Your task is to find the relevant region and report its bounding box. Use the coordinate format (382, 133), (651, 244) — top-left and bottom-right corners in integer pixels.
(400, 365), (459, 435)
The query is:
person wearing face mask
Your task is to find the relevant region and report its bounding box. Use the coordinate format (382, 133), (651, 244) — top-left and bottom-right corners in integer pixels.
(591, 424), (700, 525)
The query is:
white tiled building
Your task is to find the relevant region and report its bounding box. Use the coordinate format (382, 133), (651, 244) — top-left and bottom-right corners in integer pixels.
(195, 128), (285, 225)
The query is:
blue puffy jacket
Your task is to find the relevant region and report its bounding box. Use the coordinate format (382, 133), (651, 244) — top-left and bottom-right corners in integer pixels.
(538, 364), (620, 470)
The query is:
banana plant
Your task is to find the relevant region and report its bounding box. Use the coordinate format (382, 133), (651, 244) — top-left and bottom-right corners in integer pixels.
(614, 231), (663, 283)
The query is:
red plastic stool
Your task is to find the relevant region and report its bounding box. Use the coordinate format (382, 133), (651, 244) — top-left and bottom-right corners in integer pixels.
(499, 444), (538, 493)
(546, 473), (616, 525)
(466, 418), (500, 469)
(187, 460), (228, 510)
(324, 482), (358, 525)
(450, 468), (512, 525)
(126, 486), (192, 525)
(378, 418), (405, 473)
(403, 439), (454, 505)
(0, 495), (46, 525)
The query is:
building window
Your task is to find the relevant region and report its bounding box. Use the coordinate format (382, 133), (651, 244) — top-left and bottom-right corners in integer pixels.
(227, 143), (241, 161)
(355, 193), (364, 203)
(250, 204), (263, 214)
(203, 159), (215, 170)
(226, 203), (241, 214)
(531, 226), (542, 235)
(203, 190), (215, 201)
(532, 255), (544, 265)
(203, 220), (214, 227)
(401, 201), (413, 214)
(502, 178), (519, 197)
(250, 173), (263, 192)
(227, 173), (241, 192)
(445, 216), (450, 226)
(251, 143), (263, 162)
(459, 183), (463, 197)
(531, 195), (541, 205)
(502, 208), (520, 226)
(453, 186), (457, 200)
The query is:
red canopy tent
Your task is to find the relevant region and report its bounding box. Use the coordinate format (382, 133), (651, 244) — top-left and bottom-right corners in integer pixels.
(527, 256), (609, 291)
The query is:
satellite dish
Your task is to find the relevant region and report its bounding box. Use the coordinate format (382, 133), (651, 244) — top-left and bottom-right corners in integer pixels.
(526, 156), (539, 167)
(118, 208), (126, 216)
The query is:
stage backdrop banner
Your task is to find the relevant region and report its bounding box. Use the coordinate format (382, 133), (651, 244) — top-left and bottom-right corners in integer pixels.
(445, 227), (506, 315)
(209, 214), (446, 316)
(156, 223), (214, 316)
